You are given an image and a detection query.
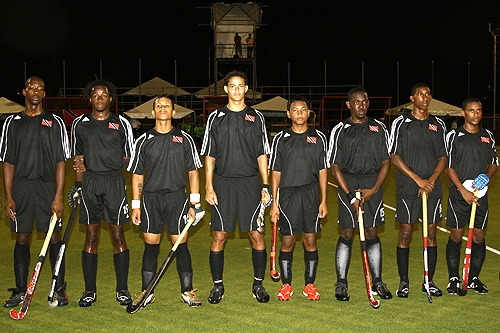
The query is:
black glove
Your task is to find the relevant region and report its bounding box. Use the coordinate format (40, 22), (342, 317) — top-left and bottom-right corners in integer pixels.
(262, 184), (273, 207)
(190, 203), (205, 227)
(68, 181), (82, 208)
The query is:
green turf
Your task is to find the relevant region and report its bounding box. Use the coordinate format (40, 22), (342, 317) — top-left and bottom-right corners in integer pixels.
(1, 158), (500, 331)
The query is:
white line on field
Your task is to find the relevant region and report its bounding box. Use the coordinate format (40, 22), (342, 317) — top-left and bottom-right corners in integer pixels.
(328, 182), (500, 256)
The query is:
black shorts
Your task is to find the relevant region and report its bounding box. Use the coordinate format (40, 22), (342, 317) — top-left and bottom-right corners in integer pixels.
(210, 175), (261, 232)
(446, 187), (488, 230)
(395, 197), (442, 225)
(11, 179), (62, 233)
(79, 171), (130, 225)
(140, 189), (189, 235)
(279, 183), (322, 235)
(337, 174), (385, 229)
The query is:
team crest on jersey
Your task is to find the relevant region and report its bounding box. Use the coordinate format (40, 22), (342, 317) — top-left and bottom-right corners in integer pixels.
(41, 119), (53, 127)
(245, 114), (255, 122)
(172, 135), (183, 143)
(108, 122), (120, 130)
(369, 125), (379, 132)
(306, 136), (317, 144)
(428, 124), (438, 131)
(481, 136), (490, 143)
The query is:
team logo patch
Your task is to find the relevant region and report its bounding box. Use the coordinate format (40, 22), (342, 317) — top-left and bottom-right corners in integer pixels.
(306, 136), (317, 144)
(428, 124), (438, 131)
(108, 122), (120, 130)
(41, 119), (53, 127)
(369, 125), (379, 132)
(245, 114), (255, 122)
(172, 135), (183, 143)
(481, 136), (490, 143)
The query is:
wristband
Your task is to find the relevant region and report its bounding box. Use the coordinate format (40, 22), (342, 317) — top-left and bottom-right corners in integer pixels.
(346, 192), (356, 205)
(131, 200), (141, 210)
(190, 193), (201, 203)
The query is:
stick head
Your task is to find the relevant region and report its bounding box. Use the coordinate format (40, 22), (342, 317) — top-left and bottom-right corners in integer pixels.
(371, 299), (381, 309)
(270, 271), (280, 282)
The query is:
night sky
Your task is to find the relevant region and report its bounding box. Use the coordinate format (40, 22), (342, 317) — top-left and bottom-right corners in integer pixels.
(2, 0), (500, 110)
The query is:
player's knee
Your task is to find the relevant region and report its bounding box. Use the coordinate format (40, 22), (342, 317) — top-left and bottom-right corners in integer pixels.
(340, 228), (355, 241)
(16, 232), (31, 244)
(398, 227), (413, 243)
(50, 231), (61, 243)
(364, 227), (378, 239)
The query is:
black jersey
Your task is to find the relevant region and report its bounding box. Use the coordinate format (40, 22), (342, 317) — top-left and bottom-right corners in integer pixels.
(327, 117), (390, 175)
(389, 113), (447, 199)
(200, 105), (270, 177)
(128, 127), (202, 192)
(269, 127), (328, 188)
(71, 112), (134, 173)
(446, 126), (498, 188)
(0, 110), (70, 182)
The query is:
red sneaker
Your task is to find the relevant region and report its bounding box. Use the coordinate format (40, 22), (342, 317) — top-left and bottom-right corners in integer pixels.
(303, 283), (320, 300)
(278, 283), (293, 301)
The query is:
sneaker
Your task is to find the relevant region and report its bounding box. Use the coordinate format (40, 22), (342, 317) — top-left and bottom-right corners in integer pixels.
(468, 277), (488, 294)
(208, 285), (224, 304)
(447, 277), (462, 295)
(3, 288), (25, 308)
(53, 286), (69, 307)
(334, 282), (349, 301)
(181, 289), (202, 307)
(372, 281), (392, 299)
(252, 285), (270, 303)
(78, 290), (96, 307)
(278, 283), (293, 301)
(422, 281), (442, 297)
(116, 289), (133, 306)
(303, 283), (320, 300)
(133, 290), (155, 308)
(396, 281), (409, 298)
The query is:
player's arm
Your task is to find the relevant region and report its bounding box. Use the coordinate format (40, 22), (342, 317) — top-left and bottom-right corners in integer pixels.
(428, 155), (448, 186)
(445, 167), (477, 205)
(188, 169), (205, 225)
(390, 153), (434, 195)
(270, 170), (281, 221)
(485, 163), (498, 179)
(51, 161), (65, 219)
(73, 155), (85, 181)
(124, 157), (131, 167)
(358, 159), (391, 207)
(318, 168), (328, 218)
(3, 162), (16, 220)
(131, 174), (144, 225)
(204, 156), (218, 205)
(258, 154), (271, 204)
(331, 163), (359, 212)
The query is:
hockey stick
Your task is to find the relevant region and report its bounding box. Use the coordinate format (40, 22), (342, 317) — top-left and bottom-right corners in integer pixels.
(48, 202), (79, 307)
(270, 189), (280, 281)
(356, 192), (380, 309)
(422, 192), (432, 303)
(127, 215), (195, 314)
(10, 212), (58, 320)
(256, 200), (266, 233)
(461, 189), (479, 295)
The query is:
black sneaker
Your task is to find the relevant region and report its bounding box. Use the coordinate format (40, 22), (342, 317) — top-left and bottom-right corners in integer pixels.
(53, 286), (69, 307)
(208, 285), (224, 304)
(334, 282), (350, 301)
(3, 288), (25, 308)
(252, 285), (270, 303)
(468, 277), (488, 294)
(447, 277), (462, 295)
(396, 281), (409, 298)
(422, 281), (443, 297)
(78, 290), (96, 307)
(372, 281), (392, 299)
(116, 289), (133, 305)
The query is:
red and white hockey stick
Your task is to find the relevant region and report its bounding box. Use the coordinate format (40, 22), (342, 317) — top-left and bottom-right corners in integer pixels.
(356, 192), (380, 309)
(422, 192), (432, 303)
(270, 189), (280, 281)
(10, 213), (58, 320)
(461, 189), (479, 294)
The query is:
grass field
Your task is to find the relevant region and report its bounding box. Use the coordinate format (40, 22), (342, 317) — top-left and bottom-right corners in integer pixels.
(1, 158), (500, 332)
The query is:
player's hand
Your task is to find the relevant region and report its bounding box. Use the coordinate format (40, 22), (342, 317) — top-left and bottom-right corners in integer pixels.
(73, 156), (86, 173)
(68, 181), (82, 207)
(190, 203), (205, 227)
(205, 188), (218, 206)
(356, 188), (375, 211)
(416, 178), (434, 194)
(270, 203), (280, 222)
(131, 208), (141, 226)
(262, 184), (273, 207)
(351, 198), (361, 214)
(5, 199), (16, 220)
(318, 202), (328, 218)
(459, 188), (479, 206)
(51, 195), (64, 220)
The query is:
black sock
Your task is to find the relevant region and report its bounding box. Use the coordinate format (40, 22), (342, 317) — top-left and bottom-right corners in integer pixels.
(142, 243), (159, 290)
(82, 251), (98, 292)
(469, 240), (486, 279)
(176, 242), (193, 292)
(114, 249), (129, 292)
(304, 249), (318, 285)
(14, 242), (30, 292)
(397, 247), (409, 283)
(279, 250), (293, 285)
(428, 246), (437, 281)
(210, 250), (224, 286)
(50, 240), (65, 289)
(446, 237), (461, 279)
(366, 237), (382, 284)
(336, 237), (352, 285)
(252, 248), (266, 287)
